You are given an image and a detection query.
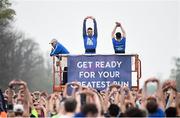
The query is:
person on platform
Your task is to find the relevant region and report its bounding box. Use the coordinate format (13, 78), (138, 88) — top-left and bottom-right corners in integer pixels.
(49, 38), (69, 85)
(49, 38), (69, 56)
(111, 22), (126, 53)
(83, 16), (98, 54)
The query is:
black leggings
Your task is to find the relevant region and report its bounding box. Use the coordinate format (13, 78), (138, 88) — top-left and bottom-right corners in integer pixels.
(85, 49), (96, 53)
(115, 51), (125, 53)
(62, 67), (68, 85)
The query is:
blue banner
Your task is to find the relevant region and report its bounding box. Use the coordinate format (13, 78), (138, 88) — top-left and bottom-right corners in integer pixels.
(68, 55), (132, 90)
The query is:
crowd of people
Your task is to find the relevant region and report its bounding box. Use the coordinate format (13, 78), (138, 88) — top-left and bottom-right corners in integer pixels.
(1, 16), (179, 117)
(0, 78), (180, 117)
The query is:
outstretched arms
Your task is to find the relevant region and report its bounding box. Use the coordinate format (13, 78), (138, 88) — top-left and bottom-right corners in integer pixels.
(83, 16), (97, 37)
(112, 22), (126, 39)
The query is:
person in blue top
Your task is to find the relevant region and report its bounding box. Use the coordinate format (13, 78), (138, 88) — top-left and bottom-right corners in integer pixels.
(111, 22), (126, 53)
(83, 16), (98, 54)
(49, 38), (69, 56)
(49, 38), (69, 85)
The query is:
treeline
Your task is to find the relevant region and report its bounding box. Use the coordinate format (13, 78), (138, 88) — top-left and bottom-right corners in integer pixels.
(0, 0), (52, 92)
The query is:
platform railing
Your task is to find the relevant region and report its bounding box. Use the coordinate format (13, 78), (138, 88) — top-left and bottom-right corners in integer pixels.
(52, 54), (141, 92)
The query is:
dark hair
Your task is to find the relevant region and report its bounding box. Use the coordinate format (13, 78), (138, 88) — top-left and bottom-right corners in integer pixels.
(81, 103), (98, 116)
(108, 104), (120, 117)
(30, 114), (36, 117)
(15, 112), (23, 116)
(165, 107), (177, 117)
(87, 27), (93, 30)
(115, 32), (121, 39)
(146, 97), (158, 114)
(125, 107), (146, 117)
(64, 97), (77, 112)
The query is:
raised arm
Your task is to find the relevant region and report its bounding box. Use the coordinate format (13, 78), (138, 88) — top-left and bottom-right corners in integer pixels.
(92, 17), (97, 37)
(118, 22), (126, 38)
(83, 17), (88, 37)
(112, 23), (118, 39)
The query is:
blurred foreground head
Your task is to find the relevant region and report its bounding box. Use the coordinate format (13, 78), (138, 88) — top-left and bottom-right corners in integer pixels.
(81, 103), (98, 117)
(13, 104), (24, 117)
(64, 97), (77, 113)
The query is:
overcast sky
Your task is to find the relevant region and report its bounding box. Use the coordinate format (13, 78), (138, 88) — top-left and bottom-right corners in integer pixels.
(12, 0), (180, 87)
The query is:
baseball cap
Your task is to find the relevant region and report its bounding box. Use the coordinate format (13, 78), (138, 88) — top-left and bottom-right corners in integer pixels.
(49, 38), (57, 44)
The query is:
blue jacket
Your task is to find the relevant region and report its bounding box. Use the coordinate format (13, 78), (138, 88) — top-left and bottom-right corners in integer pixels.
(50, 42), (69, 56)
(112, 37), (126, 53)
(148, 108), (165, 117)
(83, 19), (98, 50)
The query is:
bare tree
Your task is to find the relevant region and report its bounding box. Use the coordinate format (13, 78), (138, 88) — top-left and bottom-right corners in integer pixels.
(0, 0), (52, 92)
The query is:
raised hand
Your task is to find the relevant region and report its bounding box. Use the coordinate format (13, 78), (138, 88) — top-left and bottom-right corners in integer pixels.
(85, 16), (95, 20)
(89, 16), (95, 19)
(85, 16), (90, 20)
(109, 83), (121, 92)
(115, 22), (121, 27)
(145, 77), (159, 85)
(8, 80), (18, 87)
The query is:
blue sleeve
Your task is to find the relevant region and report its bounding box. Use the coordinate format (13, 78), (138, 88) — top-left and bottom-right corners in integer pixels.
(112, 38), (115, 43)
(122, 37), (126, 43)
(83, 19), (87, 38)
(50, 46), (58, 56)
(50, 49), (55, 56)
(112, 38), (115, 49)
(50, 49), (53, 56)
(93, 19), (97, 37)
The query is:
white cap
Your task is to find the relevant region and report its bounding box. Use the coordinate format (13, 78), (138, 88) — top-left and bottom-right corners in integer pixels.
(13, 104), (24, 113)
(49, 38), (57, 44)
